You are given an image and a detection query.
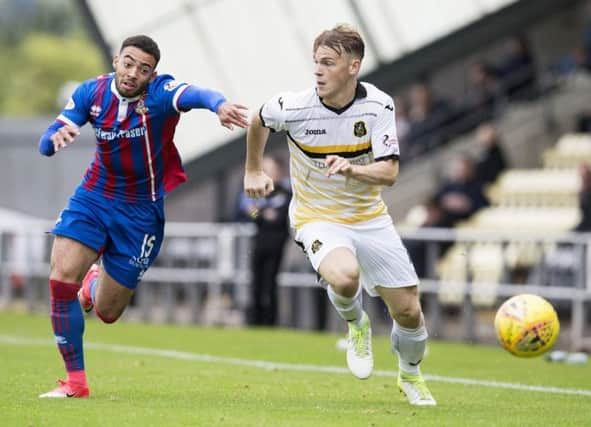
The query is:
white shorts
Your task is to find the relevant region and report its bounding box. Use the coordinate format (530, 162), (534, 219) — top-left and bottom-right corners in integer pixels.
(293, 216), (419, 297)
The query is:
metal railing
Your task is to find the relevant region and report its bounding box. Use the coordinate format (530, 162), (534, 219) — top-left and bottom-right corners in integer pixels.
(0, 221), (589, 349)
(400, 226), (591, 350)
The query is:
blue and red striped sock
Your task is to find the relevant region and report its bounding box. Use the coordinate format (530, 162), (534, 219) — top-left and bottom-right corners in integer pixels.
(49, 279), (87, 386)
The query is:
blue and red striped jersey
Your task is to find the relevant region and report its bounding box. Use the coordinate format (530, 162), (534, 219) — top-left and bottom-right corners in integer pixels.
(57, 73), (190, 202)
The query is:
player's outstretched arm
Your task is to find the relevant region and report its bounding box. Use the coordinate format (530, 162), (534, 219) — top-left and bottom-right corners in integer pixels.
(176, 85), (248, 130)
(38, 122), (80, 156)
(244, 113), (273, 198)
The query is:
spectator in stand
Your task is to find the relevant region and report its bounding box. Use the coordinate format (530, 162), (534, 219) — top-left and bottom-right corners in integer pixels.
(459, 62), (504, 133)
(473, 123), (507, 185)
(574, 163), (591, 232)
(393, 95), (411, 156)
(235, 155), (291, 326)
(434, 155), (489, 226)
(550, 45), (591, 76)
(584, 25), (591, 72)
(577, 112), (591, 133)
(405, 197), (453, 278)
(406, 82), (454, 157)
(492, 35), (538, 101)
(573, 5), (591, 73)
(549, 9), (591, 76)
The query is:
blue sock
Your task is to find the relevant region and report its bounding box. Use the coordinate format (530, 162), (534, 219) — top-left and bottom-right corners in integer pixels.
(49, 280), (85, 372)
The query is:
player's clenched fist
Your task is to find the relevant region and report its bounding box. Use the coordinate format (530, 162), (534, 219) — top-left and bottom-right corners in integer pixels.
(244, 170), (274, 199)
(50, 125), (80, 152)
(325, 154), (354, 177)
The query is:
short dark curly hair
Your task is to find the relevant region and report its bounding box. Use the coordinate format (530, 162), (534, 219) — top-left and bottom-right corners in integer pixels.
(120, 35), (160, 65)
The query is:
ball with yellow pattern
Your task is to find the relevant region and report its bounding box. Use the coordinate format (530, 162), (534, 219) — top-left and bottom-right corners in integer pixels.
(494, 294), (560, 357)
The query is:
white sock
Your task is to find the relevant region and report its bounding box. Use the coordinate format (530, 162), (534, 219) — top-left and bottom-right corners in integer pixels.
(327, 284), (363, 325)
(391, 317), (428, 375)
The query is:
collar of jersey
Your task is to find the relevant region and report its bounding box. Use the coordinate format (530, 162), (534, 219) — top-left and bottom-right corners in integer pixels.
(318, 82), (367, 115)
(110, 78), (142, 103)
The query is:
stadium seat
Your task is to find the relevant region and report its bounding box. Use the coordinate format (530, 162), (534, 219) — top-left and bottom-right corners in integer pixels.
(486, 169), (580, 207)
(435, 204), (580, 306)
(436, 243), (503, 307)
(543, 133), (591, 169)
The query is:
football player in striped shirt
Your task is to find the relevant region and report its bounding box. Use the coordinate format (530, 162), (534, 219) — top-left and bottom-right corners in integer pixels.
(244, 24), (436, 406)
(38, 35), (248, 398)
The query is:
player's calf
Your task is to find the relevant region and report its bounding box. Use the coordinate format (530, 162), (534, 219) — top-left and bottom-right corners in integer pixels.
(84, 265), (134, 323)
(94, 306), (120, 324)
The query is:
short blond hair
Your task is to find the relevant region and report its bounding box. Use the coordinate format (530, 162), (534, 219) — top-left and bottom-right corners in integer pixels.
(313, 24), (364, 59)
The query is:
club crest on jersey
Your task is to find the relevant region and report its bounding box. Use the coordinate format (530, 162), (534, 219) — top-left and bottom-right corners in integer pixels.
(65, 98), (75, 110)
(353, 121), (367, 137)
(311, 239), (323, 254)
(164, 80), (181, 91)
(135, 95), (149, 114)
(90, 105), (102, 117)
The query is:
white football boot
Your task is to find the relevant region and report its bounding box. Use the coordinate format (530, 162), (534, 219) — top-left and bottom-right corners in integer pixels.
(346, 311), (373, 379)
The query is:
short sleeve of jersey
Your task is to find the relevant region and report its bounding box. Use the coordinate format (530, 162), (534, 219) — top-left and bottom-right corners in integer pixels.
(260, 92), (290, 132)
(371, 97), (400, 160)
(57, 79), (94, 127)
(150, 74), (189, 115)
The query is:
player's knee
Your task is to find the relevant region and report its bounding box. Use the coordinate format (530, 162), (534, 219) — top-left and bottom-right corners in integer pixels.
(392, 302), (422, 328)
(328, 266), (360, 297)
(49, 260), (85, 284)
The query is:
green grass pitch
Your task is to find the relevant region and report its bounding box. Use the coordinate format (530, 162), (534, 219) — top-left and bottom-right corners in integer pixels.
(1, 311), (589, 427)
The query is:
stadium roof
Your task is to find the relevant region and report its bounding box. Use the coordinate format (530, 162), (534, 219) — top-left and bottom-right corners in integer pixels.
(83, 0), (516, 163)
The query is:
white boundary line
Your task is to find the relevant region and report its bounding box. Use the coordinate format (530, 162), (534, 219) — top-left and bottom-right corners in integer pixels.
(2, 335), (590, 398)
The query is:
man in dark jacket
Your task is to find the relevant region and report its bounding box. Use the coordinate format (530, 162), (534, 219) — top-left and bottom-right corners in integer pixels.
(236, 156), (291, 325)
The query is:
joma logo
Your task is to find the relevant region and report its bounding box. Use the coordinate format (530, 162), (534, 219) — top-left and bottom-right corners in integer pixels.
(305, 129), (327, 135)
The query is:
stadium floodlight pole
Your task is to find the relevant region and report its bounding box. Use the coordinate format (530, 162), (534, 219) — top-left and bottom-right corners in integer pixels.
(75, 0), (112, 68)
(346, 0), (385, 67)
